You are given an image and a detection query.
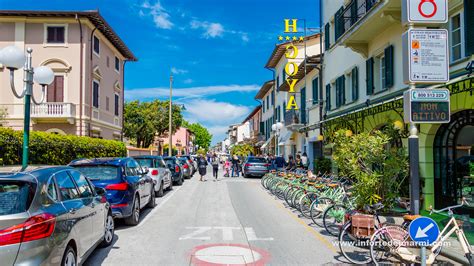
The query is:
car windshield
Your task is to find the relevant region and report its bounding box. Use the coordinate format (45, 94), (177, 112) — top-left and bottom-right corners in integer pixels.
(73, 166), (119, 181)
(0, 181), (35, 215)
(135, 158), (154, 168)
(247, 157), (267, 163)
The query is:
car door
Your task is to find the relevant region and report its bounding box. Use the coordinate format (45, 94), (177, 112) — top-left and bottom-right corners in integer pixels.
(159, 159), (171, 188)
(55, 171), (93, 259)
(69, 170), (104, 245)
(126, 159), (149, 208)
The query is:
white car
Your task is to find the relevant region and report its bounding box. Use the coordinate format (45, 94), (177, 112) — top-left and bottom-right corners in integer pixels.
(134, 156), (173, 197)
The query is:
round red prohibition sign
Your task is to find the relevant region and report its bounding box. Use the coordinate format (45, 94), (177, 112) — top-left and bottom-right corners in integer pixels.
(418, 0), (438, 18)
(190, 243), (271, 266)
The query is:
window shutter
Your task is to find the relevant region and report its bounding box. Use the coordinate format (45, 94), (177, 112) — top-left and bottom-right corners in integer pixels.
(335, 7), (344, 40)
(366, 57), (374, 95)
(324, 23), (330, 50)
(366, 0), (374, 11)
(350, 1), (358, 25)
(384, 45), (394, 88)
(465, 0), (474, 56)
(312, 78), (318, 104)
(259, 122), (264, 135)
(341, 75), (346, 105)
(352, 67), (359, 101)
(47, 77), (56, 102)
(325, 84), (331, 111)
(335, 79), (340, 108)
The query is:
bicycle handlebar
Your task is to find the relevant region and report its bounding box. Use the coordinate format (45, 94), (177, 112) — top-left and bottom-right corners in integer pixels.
(429, 198), (471, 215)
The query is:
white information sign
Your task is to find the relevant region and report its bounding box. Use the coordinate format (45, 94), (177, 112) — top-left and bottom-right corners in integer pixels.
(402, 0), (448, 24)
(403, 29), (449, 84)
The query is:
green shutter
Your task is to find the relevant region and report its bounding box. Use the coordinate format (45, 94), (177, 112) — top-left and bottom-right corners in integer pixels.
(366, 0), (374, 11)
(384, 45), (394, 88)
(324, 23), (330, 50)
(341, 76), (346, 105)
(312, 78), (319, 104)
(352, 67), (359, 101)
(301, 87), (306, 123)
(465, 0), (474, 56)
(335, 7), (344, 40)
(366, 57), (374, 95)
(259, 122), (264, 134)
(325, 84), (331, 111)
(350, 0), (358, 25)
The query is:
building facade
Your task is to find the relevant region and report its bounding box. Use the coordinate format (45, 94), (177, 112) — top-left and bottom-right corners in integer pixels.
(0, 10), (136, 140)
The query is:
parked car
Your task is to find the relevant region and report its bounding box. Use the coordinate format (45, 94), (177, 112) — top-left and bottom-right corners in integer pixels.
(242, 157), (270, 178)
(0, 166), (114, 266)
(163, 156), (184, 186)
(69, 157), (155, 226)
(177, 157), (192, 179)
(180, 155), (197, 175)
(133, 155), (172, 197)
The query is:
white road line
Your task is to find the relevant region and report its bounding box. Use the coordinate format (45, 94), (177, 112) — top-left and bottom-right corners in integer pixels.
(136, 185), (183, 228)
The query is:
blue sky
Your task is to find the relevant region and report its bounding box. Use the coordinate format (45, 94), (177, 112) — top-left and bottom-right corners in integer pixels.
(1, 0), (321, 144)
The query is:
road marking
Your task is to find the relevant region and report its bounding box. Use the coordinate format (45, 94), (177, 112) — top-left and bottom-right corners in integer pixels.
(214, 226), (241, 241)
(245, 227), (274, 241)
(179, 227), (212, 240)
(136, 185), (183, 228)
(190, 243), (270, 266)
(256, 184), (338, 253)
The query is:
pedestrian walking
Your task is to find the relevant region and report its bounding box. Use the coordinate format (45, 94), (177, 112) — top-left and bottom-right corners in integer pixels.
(211, 153), (219, 180)
(231, 155), (239, 177)
(197, 154), (208, 181)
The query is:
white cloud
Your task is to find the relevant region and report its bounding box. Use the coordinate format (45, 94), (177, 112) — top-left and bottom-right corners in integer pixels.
(171, 67), (188, 74)
(125, 84), (260, 100)
(183, 79), (194, 84)
(190, 20), (225, 38)
(140, 1), (173, 29)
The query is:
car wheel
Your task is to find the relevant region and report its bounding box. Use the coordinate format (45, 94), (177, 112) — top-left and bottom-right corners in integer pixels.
(176, 177), (183, 186)
(124, 197), (140, 226)
(100, 212), (114, 248)
(61, 245), (76, 266)
(147, 186), (156, 208)
(156, 182), (164, 197)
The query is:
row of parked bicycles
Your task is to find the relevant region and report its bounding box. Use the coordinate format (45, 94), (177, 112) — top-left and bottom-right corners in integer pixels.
(261, 170), (474, 265)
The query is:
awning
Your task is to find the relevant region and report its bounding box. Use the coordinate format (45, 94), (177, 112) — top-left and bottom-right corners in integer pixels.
(260, 136), (274, 150)
(278, 132), (293, 146)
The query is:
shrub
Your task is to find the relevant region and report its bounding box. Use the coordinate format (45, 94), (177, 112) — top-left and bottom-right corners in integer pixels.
(0, 128), (126, 165)
(314, 157), (332, 174)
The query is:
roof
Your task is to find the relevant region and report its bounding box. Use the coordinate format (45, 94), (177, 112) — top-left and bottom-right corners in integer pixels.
(242, 105), (262, 123)
(132, 155), (164, 159)
(255, 80), (274, 100)
(265, 33), (320, 69)
(69, 157), (125, 166)
(278, 55), (321, 91)
(0, 10), (137, 61)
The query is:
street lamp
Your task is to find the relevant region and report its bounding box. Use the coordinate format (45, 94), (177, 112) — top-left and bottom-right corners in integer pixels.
(272, 122), (284, 156)
(0, 46), (54, 170)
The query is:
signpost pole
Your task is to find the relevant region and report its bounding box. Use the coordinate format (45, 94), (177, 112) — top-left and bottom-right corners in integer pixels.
(408, 84), (420, 215)
(421, 246), (427, 266)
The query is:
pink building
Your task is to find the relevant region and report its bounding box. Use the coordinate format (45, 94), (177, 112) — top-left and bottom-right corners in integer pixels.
(159, 127), (195, 155)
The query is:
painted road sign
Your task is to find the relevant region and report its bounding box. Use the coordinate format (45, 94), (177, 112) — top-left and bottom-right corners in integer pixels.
(404, 88), (451, 123)
(403, 29), (449, 84)
(402, 0), (448, 24)
(409, 217), (440, 246)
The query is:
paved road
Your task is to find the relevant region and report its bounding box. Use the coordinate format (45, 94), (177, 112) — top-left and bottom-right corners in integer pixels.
(84, 167), (340, 265)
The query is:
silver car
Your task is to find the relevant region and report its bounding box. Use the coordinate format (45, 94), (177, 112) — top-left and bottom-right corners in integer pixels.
(134, 156), (172, 197)
(0, 166), (114, 266)
(177, 157), (192, 179)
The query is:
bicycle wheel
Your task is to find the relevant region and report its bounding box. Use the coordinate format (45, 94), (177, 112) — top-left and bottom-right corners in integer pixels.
(323, 204), (348, 237)
(369, 228), (393, 265)
(338, 221), (372, 264)
(310, 197), (333, 226)
(299, 193), (315, 218)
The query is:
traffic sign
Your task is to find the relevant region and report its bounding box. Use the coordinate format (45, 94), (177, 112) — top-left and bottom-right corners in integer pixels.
(403, 29), (449, 84)
(402, 0), (448, 24)
(404, 88), (450, 123)
(409, 217), (440, 246)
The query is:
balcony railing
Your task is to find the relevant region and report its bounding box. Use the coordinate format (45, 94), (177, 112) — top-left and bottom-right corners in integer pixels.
(335, 0), (380, 41)
(31, 103), (75, 118)
(284, 110), (301, 127)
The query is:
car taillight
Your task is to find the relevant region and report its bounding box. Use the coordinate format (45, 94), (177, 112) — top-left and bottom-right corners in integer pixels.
(106, 182), (128, 191)
(264, 163), (271, 167)
(151, 169), (159, 175)
(0, 213), (56, 246)
(188, 160), (193, 164)
(175, 165), (180, 172)
(183, 164), (189, 169)
(245, 163), (251, 168)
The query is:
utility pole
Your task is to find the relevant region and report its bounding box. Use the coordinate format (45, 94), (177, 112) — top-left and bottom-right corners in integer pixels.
(169, 73), (173, 156)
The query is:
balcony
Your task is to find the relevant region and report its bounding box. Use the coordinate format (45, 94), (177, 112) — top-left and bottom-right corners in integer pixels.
(31, 103), (76, 124)
(284, 110), (304, 131)
(335, 0), (401, 57)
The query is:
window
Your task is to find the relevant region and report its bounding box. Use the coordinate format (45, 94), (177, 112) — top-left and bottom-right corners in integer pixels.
(114, 93), (120, 116)
(373, 54), (385, 93)
(69, 170), (93, 198)
(312, 77), (319, 104)
(126, 160), (140, 176)
(266, 95), (269, 110)
(93, 81), (99, 108)
(351, 67), (359, 101)
(73, 166), (119, 181)
(106, 96), (110, 111)
(271, 90), (275, 105)
(450, 13), (464, 62)
(93, 35), (100, 55)
(324, 23), (330, 50)
(47, 76), (64, 102)
(380, 55), (385, 91)
(115, 57), (120, 72)
(262, 100), (265, 113)
(0, 181), (34, 215)
(47, 178), (58, 202)
(335, 76), (345, 108)
(46, 26), (65, 43)
(325, 84), (331, 111)
(55, 171), (80, 201)
(345, 72), (352, 103)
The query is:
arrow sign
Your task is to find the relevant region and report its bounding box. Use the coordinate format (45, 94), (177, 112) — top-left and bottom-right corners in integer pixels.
(409, 217), (440, 246)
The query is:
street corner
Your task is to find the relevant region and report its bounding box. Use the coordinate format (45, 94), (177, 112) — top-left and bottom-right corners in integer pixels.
(188, 243), (271, 266)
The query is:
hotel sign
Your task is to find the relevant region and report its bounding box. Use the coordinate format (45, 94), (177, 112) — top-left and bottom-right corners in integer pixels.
(404, 88), (450, 123)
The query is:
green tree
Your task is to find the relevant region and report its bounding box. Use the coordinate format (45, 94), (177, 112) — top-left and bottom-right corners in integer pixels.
(0, 108), (7, 126)
(231, 144), (254, 157)
(124, 100), (183, 148)
(183, 121), (212, 150)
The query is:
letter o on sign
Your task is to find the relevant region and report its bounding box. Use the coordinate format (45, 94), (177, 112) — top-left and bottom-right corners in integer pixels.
(418, 0), (437, 18)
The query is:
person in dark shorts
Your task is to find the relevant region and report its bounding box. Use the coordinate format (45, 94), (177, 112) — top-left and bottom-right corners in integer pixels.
(211, 154), (219, 180)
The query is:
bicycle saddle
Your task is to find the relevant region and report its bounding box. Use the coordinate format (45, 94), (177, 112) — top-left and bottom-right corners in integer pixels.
(403, 214), (421, 221)
(365, 202), (384, 213)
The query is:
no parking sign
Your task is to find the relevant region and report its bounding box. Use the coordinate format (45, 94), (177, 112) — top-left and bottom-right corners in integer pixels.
(402, 0), (448, 25)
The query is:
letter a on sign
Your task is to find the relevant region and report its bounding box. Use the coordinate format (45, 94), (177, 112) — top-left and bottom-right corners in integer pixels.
(284, 19), (298, 33)
(287, 96), (299, 110)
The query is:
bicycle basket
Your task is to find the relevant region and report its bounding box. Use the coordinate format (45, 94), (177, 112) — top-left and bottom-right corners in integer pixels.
(351, 214), (375, 238)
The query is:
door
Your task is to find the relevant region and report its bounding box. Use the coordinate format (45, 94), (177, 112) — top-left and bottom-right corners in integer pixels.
(158, 158), (171, 188)
(55, 171), (92, 258)
(47, 76), (64, 102)
(127, 159), (149, 208)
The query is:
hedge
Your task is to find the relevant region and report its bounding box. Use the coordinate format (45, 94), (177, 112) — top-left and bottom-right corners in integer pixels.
(0, 128), (127, 165)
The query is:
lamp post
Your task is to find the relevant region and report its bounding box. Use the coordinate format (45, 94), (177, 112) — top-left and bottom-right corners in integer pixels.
(168, 73), (173, 156)
(0, 46), (54, 170)
(272, 122), (284, 156)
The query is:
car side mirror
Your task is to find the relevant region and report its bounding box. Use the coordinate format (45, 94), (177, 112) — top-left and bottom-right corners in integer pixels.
(95, 187), (106, 196)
